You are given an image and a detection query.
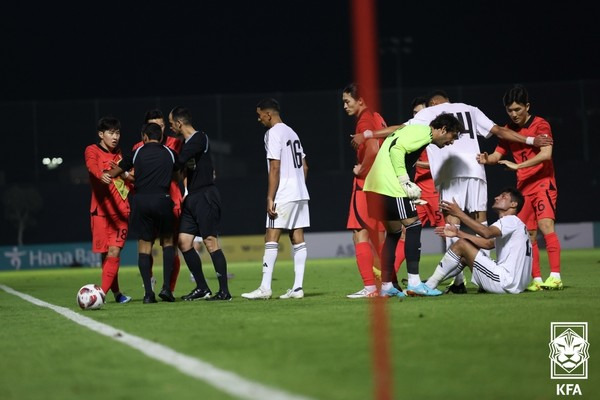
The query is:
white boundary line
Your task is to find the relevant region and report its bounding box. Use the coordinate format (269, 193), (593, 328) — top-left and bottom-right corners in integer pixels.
(0, 284), (315, 400)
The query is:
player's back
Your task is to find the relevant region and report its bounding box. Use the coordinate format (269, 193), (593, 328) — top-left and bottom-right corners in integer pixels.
(407, 102), (496, 185)
(264, 122), (309, 203)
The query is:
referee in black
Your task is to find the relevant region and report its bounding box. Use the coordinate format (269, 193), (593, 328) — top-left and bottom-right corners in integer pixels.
(117, 122), (179, 303)
(169, 106), (232, 301)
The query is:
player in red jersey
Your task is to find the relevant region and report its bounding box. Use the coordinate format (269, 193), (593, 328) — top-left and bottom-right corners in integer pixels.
(478, 85), (562, 290)
(84, 116), (132, 303)
(342, 83), (390, 298)
(131, 109), (183, 293)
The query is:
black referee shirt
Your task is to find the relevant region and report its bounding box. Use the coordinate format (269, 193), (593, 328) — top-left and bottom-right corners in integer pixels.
(120, 142), (176, 194)
(177, 131), (216, 193)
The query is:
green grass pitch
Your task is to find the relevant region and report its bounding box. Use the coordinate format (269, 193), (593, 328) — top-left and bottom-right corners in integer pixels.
(1, 249), (598, 400)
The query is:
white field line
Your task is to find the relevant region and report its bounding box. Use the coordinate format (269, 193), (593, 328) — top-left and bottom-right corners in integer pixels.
(0, 284), (315, 400)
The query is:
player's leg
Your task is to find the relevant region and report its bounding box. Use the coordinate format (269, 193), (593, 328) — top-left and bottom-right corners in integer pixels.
(536, 187), (562, 289)
(157, 196), (176, 302)
(519, 198), (543, 291)
(138, 239), (157, 303)
(241, 227), (281, 300)
(425, 238), (478, 290)
(279, 227), (307, 299)
(104, 214), (130, 303)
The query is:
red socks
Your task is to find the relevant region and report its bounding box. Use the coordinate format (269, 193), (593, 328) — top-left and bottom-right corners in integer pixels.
(355, 242), (376, 286)
(101, 256), (120, 294)
(531, 241), (541, 278)
(544, 232), (561, 273)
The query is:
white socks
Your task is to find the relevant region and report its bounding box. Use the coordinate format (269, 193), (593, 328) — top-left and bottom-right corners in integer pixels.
(260, 242), (278, 290)
(292, 242), (307, 289)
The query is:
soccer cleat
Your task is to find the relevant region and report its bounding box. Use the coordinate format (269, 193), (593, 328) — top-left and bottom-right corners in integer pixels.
(406, 282), (442, 297)
(379, 287), (406, 298)
(540, 276), (563, 290)
(241, 287), (272, 300)
(347, 288), (379, 299)
(444, 282), (467, 294)
(279, 287), (304, 299)
(206, 291), (233, 301)
(143, 293), (157, 304)
(115, 293), (132, 304)
(181, 287), (212, 301)
(525, 280), (543, 292)
(158, 288), (176, 302)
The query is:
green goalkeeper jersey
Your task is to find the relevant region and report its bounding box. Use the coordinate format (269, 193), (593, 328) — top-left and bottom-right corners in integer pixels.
(363, 124), (433, 197)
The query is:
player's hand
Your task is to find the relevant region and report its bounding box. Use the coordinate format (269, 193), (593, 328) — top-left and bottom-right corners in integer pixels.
(398, 174), (422, 200)
(435, 223), (458, 238)
(100, 172), (112, 184)
(413, 199), (428, 205)
(439, 198), (462, 217)
(533, 134), (553, 147)
(498, 159), (518, 171)
(352, 163), (362, 176)
(267, 199), (278, 219)
(476, 152), (489, 164)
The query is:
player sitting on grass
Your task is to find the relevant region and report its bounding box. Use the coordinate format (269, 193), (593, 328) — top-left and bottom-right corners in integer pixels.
(424, 187), (532, 294)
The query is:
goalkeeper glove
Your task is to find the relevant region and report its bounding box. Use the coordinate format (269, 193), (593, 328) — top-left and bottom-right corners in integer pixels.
(398, 174), (422, 200)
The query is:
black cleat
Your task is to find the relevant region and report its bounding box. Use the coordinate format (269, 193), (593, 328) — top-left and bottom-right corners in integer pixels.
(444, 282), (467, 294)
(143, 293), (157, 304)
(206, 291), (233, 301)
(181, 287), (212, 301)
(158, 288), (176, 302)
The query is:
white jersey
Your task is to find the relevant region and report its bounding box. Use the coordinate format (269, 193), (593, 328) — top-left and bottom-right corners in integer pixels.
(265, 122), (310, 203)
(405, 102), (496, 187)
(492, 215), (532, 294)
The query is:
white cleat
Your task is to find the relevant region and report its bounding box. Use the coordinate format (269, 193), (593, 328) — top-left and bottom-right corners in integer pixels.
(279, 288), (304, 299)
(241, 286), (272, 300)
(346, 288), (378, 299)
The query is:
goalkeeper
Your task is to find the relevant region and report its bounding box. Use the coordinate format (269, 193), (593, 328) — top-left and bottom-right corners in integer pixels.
(363, 113), (462, 297)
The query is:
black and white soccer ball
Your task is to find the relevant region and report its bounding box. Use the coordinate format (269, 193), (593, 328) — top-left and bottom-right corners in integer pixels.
(77, 284), (105, 310)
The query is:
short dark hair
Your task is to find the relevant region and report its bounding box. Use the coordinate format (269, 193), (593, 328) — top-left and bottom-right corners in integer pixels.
(500, 187), (525, 213)
(97, 116), (120, 132)
(170, 106), (192, 125)
(503, 84), (529, 107)
(256, 98), (281, 112)
(141, 122), (163, 141)
(430, 113), (463, 136)
(427, 89), (450, 104)
(411, 96), (428, 110)
(343, 83), (361, 100)
(144, 109), (164, 123)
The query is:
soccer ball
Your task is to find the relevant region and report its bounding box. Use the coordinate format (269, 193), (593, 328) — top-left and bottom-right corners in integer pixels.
(77, 284), (106, 310)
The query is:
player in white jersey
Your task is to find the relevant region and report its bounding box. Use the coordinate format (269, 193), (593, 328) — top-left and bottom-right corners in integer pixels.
(242, 98), (310, 300)
(351, 90), (551, 292)
(423, 187), (532, 294)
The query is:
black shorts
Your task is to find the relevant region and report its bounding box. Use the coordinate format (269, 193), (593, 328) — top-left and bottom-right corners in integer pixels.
(130, 193), (175, 241)
(179, 185), (222, 238)
(366, 192), (417, 221)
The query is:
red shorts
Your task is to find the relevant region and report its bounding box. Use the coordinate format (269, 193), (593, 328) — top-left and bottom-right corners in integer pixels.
(417, 195), (445, 227)
(91, 213), (129, 253)
(346, 181), (384, 232)
(518, 189), (557, 231)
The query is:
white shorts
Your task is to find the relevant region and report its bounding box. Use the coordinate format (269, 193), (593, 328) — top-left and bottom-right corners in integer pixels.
(438, 178), (487, 213)
(470, 251), (505, 294)
(193, 236), (203, 243)
(266, 200), (310, 230)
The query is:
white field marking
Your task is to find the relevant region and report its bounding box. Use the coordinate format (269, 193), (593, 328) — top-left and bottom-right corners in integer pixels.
(0, 284), (315, 400)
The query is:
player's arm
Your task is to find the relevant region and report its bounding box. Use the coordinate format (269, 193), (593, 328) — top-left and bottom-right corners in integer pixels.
(302, 157), (308, 180)
(267, 158), (280, 218)
(491, 125), (553, 147)
(353, 139), (379, 178)
(498, 145), (552, 170)
(389, 137), (422, 199)
(440, 198), (502, 240)
(84, 147), (112, 184)
(351, 124), (405, 148)
(436, 224), (495, 249)
(477, 150), (503, 165)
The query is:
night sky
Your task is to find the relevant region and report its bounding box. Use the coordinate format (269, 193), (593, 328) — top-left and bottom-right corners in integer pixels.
(2, 1), (599, 102)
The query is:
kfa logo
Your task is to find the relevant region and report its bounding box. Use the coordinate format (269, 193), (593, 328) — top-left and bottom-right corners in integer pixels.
(549, 322), (589, 379)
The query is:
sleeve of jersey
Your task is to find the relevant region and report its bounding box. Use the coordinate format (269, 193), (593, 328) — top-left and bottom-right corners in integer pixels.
(474, 107), (496, 139)
(265, 130), (282, 160)
(177, 134), (206, 166)
(495, 139), (509, 156)
(535, 118), (553, 138)
(356, 114), (375, 133)
(84, 146), (104, 180)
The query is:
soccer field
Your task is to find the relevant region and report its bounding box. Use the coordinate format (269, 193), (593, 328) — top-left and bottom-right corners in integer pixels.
(1, 249), (598, 400)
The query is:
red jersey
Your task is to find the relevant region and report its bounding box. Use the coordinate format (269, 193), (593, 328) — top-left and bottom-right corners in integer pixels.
(85, 144), (130, 216)
(496, 116), (556, 195)
(132, 134), (184, 209)
(354, 109), (386, 184)
(413, 150), (437, 196)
